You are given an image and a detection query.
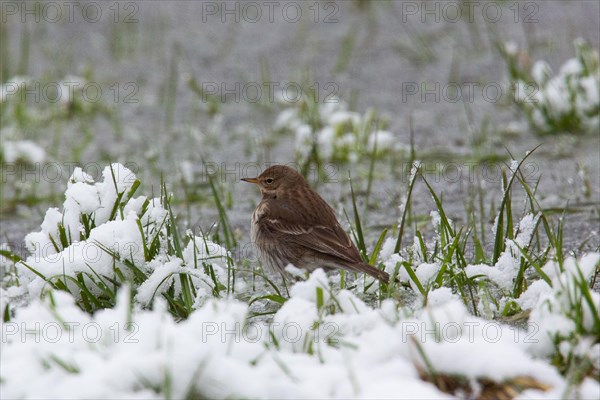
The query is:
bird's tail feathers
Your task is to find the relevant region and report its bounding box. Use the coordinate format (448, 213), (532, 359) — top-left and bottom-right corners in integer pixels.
(350, 262), (390, 283)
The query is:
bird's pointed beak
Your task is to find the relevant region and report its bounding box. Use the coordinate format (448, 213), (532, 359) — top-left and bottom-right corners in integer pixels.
(241, 177), (259, 184)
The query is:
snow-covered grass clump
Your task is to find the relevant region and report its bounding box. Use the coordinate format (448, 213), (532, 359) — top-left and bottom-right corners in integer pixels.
(0, 140), (46, 164)
(9, 163), (233, 319)
(0, 75), (111, 123)
(1, 75), (118, 209)
(502, 38), (599, 135)
(526, 253), (600, 376)
(274, 96), (407, 172)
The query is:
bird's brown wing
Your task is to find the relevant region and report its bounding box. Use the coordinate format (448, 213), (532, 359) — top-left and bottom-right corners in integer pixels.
(256, 197), (390, 282)
(259, 216), (389, 282)
(257, 201), (363, 265)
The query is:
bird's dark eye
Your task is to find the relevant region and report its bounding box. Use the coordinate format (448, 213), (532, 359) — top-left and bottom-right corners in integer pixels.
(265, 178), (274, 184)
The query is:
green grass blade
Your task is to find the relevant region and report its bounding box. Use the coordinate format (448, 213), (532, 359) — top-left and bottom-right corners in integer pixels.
(348, 176), (367, 259)
(395, 161), (420, 253)
(369, 228), (388, 265)
(402, 261), (426, 295)
(492, 146), (541, 263)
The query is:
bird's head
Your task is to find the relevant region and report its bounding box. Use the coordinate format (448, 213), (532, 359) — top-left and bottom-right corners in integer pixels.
(241, 165), (306, 197)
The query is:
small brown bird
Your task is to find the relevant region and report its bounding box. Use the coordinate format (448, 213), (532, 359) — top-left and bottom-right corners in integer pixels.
(242, 165), (389, 283)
